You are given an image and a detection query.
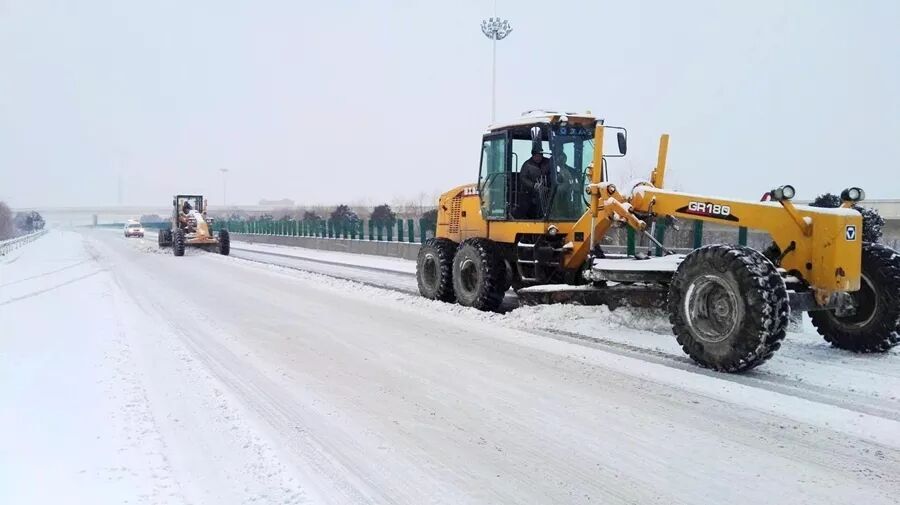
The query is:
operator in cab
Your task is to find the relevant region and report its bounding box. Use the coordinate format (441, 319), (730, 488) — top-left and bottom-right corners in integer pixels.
(553, 151), (582, 216)
(178, 199), (194, 229)
(519, 147), (551, 218)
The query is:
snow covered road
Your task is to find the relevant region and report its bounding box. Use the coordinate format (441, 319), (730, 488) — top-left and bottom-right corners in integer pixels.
(2, 229), (899, 504)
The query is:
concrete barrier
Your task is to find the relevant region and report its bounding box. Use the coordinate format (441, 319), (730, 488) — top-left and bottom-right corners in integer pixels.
(232, 233), (421, 261)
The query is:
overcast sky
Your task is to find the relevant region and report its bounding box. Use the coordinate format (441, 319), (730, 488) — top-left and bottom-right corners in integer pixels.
(1, 0), (898, 209)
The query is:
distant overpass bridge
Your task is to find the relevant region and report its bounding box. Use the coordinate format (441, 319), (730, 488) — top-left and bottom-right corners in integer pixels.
(12, 205), (283, 227)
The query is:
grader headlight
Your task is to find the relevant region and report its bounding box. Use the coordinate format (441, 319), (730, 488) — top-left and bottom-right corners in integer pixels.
(841, 187), (865, 203)
(770, 185), (796, 202)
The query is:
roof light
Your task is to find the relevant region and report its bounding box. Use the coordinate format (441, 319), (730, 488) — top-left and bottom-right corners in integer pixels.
(841, 187), (865, 202)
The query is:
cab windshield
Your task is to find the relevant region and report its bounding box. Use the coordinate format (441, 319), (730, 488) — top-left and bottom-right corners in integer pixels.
(548, 124), (594, 220)
(178, 196), (202, 213)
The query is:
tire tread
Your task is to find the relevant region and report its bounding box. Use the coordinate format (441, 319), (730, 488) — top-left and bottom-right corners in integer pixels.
(668, 244), (788, 372)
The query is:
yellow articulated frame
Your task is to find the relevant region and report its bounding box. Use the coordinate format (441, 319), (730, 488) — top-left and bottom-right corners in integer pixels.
(630, 187), (863, 293)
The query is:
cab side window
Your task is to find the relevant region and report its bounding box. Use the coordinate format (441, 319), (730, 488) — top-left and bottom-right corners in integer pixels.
(479, 134), (508, 219)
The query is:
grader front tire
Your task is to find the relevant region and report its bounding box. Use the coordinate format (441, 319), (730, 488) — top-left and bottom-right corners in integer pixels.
(668, 245), (789, 373)
(173, 229), (186, 257)
(810, 243), (900, 353)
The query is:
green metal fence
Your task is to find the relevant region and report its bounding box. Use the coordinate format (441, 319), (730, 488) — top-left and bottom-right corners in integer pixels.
(622, 221), (752, 256)
(96, 217), (756, 253)
(216, 218), (435, 244)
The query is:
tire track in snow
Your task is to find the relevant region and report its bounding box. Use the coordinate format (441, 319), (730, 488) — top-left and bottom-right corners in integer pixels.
(0, 259), (92, 287)
(0, 269), (104, 306)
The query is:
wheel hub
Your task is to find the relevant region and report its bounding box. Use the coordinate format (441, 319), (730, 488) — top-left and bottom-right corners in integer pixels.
(459, 258), (478, 293)
(831, 273), (878, 327)
(422, 253), (438, 286)
(684, 275), (741, 344)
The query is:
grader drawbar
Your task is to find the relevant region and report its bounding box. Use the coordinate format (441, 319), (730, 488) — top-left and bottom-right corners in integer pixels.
(415, 111), (900, 372)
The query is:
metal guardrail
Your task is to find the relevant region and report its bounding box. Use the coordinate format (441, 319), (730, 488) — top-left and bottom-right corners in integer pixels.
(0, 229), (48, 256)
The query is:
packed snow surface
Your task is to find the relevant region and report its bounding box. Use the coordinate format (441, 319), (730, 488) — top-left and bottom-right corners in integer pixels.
(2, 230), (899, 504)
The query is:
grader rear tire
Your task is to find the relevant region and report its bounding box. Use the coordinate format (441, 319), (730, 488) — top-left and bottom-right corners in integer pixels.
(173, 229), (185, 257)
(810, 243), (900, 352)
(668, 245), (789, 372)
(218, 229), (231, 256)
(452, 238), (506, 312)
(416, 238), (456, 302)
(158, 229), (172, 248)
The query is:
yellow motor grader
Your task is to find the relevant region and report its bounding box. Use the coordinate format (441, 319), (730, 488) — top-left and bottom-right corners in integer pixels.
(158, 194), (230, 257)
(416, 111), (900, 372)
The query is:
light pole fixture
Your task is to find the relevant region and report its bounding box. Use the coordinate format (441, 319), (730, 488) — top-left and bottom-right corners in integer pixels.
(481, 14), (512, 123)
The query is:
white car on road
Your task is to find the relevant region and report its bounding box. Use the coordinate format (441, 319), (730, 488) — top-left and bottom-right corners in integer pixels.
(124, 222), (144, 238)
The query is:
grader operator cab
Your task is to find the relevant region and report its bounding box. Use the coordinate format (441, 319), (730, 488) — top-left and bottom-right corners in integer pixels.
(158, 194), (230, 257)
(416, 111), (900, 373)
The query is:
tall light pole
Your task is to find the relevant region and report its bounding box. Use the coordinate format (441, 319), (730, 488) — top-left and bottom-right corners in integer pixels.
(481, 7), (512, 123)
(219, 168), (229, 207)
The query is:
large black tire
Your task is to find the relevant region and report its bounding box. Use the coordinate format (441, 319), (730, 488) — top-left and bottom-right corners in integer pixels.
(499, 257), (515, 293)
(158, 229), (172, 248)
(173, 229), (185, 257)
(668, 244), (789, 372)
(452, 238), (507, 312)
(809, 243), (900, 352)
(416, 238), (456, 302)
(218, 229), (231, 256)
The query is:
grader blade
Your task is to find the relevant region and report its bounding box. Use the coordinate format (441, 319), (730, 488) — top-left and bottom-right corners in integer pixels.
(516, 283), (669, 310)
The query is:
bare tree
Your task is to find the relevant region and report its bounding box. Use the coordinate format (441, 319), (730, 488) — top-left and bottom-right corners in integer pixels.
(0, 202), (14, 240)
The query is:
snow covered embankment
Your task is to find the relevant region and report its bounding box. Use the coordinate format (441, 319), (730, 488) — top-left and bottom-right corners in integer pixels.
(0, 231), (313, 505)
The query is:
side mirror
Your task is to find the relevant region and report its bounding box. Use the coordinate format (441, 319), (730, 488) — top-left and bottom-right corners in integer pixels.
(617, 131), (627, 156)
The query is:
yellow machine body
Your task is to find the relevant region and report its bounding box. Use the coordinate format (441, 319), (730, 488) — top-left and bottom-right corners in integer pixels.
(185, 212), (218, 245)
(434, 115), (864, 299)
